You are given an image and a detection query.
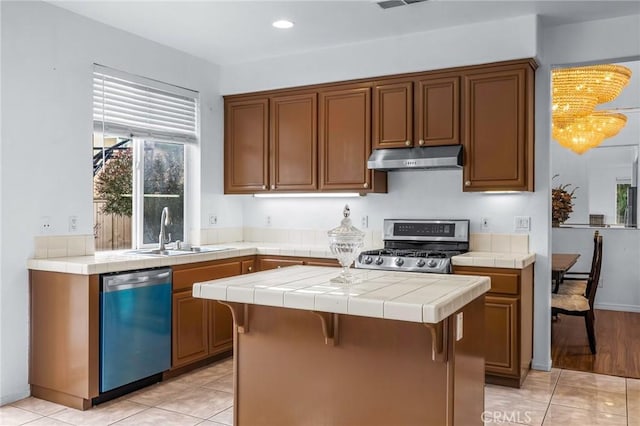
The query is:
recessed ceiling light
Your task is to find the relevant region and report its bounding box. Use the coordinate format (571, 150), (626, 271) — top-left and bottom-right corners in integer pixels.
(272, 20), (294, 29)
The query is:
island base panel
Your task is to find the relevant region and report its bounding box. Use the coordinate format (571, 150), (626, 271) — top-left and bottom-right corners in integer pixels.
(232, 297), (484, 426)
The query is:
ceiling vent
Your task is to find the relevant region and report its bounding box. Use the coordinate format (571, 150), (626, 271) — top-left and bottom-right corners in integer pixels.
(377, 0), (428, 9)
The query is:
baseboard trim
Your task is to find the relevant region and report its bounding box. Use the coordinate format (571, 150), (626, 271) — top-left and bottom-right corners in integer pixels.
(594, 303), (640, 313)
(531, 359), (552, 371)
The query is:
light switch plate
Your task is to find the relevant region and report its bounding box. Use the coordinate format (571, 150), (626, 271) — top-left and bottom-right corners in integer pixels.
(514, 216), (531, 231)
(456, 312), (463, 341)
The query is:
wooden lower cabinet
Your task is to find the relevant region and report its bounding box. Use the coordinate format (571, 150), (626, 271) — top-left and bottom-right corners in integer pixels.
(29, 271), (100, 410)
(453, 264), (533, 387)
(256, 255), (339, 271)
(171, 257), (254, 369)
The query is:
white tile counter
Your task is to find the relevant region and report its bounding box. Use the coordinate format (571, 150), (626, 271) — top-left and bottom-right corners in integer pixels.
(451, 251), (536, 269)
(27, 242), (341, 275)
(192, 265), (490, 324)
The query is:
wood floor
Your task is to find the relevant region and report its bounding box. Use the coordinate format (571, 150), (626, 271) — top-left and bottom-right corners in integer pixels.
(551, 309), (640, 378)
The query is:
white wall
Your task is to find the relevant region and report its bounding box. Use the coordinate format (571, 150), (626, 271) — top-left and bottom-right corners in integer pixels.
(0, 1), (240, 404)
(220, 15), (538, 94)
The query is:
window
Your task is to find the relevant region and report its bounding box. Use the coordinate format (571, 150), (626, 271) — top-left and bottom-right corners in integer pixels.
(616, 179), (631, 224)
(93, 65), (198, 250)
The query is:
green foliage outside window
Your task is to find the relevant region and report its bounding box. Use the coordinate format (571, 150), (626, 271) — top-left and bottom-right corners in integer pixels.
(95, 149), (133, 217)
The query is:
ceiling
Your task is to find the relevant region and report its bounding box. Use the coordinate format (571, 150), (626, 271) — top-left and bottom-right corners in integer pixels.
(49, 0), (640, 66)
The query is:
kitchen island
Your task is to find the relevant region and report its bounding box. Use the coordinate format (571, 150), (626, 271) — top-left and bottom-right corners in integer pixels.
(193, 265), (490, 426)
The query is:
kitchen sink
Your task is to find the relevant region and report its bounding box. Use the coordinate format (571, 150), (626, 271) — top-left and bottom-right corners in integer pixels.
(124, 246), (232, 256)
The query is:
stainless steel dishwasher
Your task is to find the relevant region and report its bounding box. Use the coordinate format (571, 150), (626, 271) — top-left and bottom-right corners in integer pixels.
(100, 268), (172, 393)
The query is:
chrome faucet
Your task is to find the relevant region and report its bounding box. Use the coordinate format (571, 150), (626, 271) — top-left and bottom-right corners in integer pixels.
(159, 207), (171, 250)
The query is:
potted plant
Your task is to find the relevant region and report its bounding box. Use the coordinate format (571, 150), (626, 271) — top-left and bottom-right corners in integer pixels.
(552, 174), (578, 227)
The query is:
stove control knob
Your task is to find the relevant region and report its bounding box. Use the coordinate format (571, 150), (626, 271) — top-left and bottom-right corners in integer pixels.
(427, 259), (438, 268)
(363, 256), (373, 265)
(375, 257), (384, 265)
(416, 259), (426, 267)
(394, 257), (404, 267)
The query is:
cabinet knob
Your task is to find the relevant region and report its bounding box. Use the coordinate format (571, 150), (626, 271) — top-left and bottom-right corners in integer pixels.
(465, 181), (471, 186)
(277, 266), (282, 269)
(418, 139), (425, 146)
(262, 185), (266, 190)
(271, 184), (276, 190)
(248, 266), (253, 272)
(363, 182), (369, 189)
(405, 140), (411, 146)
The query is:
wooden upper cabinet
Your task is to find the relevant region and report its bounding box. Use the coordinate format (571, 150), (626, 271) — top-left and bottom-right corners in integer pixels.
(319, 84), (379, 191)
(224, 98), (269, 193)
(373, 81), (413, 149)
(415, 76), (460, 147)
(270, 93), (317, 191)
(462, 61), (535, 191)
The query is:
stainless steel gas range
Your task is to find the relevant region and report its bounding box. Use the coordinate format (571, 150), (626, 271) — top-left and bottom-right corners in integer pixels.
(355, 219), (469, 274)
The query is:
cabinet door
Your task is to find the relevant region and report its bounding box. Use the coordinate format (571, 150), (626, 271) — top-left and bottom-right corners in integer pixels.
(319, 85), (373, 191)
(462, 64), (534, 191)
(172, 291), (209, 368)
(208, 300), (233, 355)
(270, 93), (317, 191)
(373, 81), (413, 149)
(484, 295), (519, 377)
(257, 258), (304, 271)
(415, 76), (460, 147)
(224, 98), (269, 193)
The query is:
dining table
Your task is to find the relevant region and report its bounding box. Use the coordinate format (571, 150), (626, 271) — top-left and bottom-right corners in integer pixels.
(552, 253), (581, 293)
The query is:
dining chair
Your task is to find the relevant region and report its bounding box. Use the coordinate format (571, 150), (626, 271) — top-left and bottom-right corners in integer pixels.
(557, 230), (600, 296)
(551, 232), (603, 354)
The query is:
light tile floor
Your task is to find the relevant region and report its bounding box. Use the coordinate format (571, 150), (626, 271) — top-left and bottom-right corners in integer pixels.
(1, 357), (638, 425)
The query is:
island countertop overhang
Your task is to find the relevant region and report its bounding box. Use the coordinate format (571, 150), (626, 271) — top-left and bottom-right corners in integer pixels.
(193, 265), (490, 324)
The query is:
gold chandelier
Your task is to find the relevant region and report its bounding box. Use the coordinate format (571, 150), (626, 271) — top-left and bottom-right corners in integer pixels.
(552, 112), (628, 154)
(552, 64), (632, 154)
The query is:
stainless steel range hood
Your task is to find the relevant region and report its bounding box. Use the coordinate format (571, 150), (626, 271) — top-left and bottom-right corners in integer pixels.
(367, 145), (463, 171)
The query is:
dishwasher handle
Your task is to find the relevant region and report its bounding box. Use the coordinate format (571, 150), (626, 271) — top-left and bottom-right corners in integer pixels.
(102, 268), (171, 292)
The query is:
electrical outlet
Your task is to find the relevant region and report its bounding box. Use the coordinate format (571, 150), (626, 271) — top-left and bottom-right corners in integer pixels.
(209, 214), (218, 225)
(266, 215), (272, 226)
(514, 216), (530, 231)
(68, 216), (78, 233)
(599, 278), (604, 288)
(481, 217), (490, 230)
(361, 215), (369, 229)
(40, 216), (52, 234)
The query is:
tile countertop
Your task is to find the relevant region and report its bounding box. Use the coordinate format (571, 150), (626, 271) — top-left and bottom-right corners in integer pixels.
(451, 252), (536, 269)
(26, 243), (536, 275)
(193, 265), (491, 324)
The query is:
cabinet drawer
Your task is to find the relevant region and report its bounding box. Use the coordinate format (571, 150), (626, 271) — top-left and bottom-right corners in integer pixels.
(453, 267), (519, 295)
(173, 261), (241, 291)
(487, 272), (519, 295)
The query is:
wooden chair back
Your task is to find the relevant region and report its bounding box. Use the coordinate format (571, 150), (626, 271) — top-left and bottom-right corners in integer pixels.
(585, 234), (603, 310)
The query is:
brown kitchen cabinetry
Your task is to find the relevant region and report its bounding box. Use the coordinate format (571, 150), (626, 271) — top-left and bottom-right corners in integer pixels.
(269, 93), (317, 191)
(319, 84), (386, 192)
(256, 255), (339, 271)
(453, 264), (533, 387)
(373, 81), (413, 149)
(171, 257), (253, 370)
(462, 60), (535, 191)
(224, 98), (269, 193)
(372, 75), (459, 149)
(225, 88), (386, 194)
(414, 76), (460, 147)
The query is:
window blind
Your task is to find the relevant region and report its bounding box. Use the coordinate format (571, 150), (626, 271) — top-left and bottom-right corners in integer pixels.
(93, 64), (198, 143)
